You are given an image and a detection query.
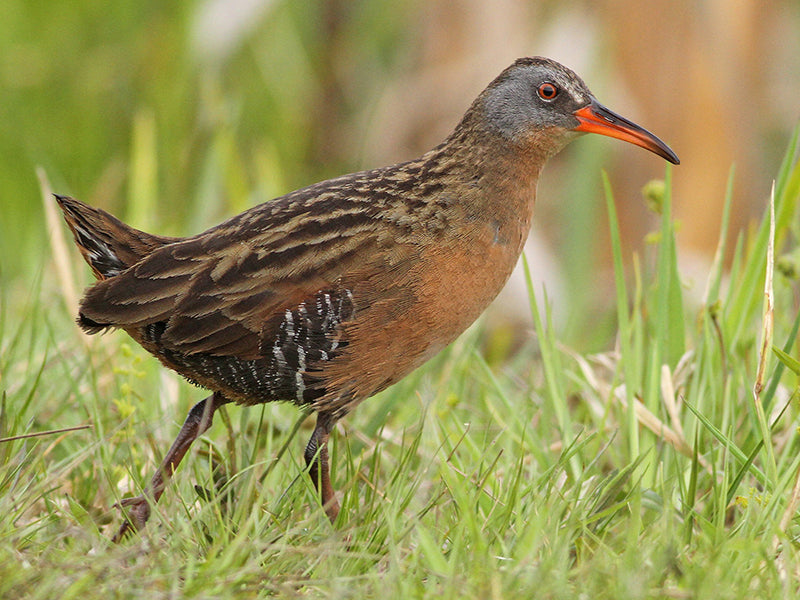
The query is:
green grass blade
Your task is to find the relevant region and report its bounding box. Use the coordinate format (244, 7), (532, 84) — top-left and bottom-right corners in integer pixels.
(703, 165), (736, 305)
(751, 184), (776, 484)
(602, 172), (638, 460)
(521, 254), (577, 477)
(684, 401), (766, 485)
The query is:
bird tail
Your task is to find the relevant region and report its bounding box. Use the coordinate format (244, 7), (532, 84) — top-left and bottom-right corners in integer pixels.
(54, 194), (178, 281)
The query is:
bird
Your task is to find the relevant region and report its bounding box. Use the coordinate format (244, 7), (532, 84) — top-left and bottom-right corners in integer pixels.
(56, 56), (678, 541)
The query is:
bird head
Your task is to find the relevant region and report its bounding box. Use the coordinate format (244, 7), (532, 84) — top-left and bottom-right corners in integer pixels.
(480, 57), (679, 165)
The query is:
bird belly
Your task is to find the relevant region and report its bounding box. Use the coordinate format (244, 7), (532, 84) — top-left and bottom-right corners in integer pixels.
(317, 216), (529, 411)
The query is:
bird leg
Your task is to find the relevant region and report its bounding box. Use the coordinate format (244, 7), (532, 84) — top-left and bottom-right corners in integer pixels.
(304, 412), (340, 523)
(112, 391), (230, 542)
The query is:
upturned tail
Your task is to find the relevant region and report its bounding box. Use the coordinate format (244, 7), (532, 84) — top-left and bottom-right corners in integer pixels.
(55, 194), (178, 281)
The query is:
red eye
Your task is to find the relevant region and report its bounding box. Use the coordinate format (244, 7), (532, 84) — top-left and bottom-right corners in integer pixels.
(537, 82), (558, 100)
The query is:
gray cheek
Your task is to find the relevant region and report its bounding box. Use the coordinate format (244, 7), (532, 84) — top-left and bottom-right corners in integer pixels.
(483, 86), (540, 139)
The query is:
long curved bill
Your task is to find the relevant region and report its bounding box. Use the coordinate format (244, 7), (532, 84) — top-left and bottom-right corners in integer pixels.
(573, 98), (679, 164)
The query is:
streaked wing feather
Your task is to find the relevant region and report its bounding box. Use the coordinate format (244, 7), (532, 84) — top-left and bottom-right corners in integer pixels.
(79, 219), (411, 363)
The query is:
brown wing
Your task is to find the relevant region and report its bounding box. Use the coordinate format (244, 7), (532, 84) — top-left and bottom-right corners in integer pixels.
(77, 191), (418, 363)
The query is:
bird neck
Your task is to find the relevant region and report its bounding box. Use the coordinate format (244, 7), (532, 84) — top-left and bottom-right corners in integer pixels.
(425, 117), (547, 226)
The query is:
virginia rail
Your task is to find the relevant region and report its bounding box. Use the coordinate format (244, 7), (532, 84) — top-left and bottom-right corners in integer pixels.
(56, 57), (678, 540)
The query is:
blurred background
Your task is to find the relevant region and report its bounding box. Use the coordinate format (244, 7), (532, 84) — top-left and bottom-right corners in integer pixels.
(2, 0), (799, 351)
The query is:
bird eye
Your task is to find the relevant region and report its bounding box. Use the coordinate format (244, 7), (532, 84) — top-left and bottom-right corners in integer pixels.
(537, 82), (558, 101)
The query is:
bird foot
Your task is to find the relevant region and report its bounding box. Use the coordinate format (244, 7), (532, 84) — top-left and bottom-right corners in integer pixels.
(111, 495), (152, 542)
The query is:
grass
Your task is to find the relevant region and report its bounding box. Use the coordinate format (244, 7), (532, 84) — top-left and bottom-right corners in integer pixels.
(1, 131), (800, 599)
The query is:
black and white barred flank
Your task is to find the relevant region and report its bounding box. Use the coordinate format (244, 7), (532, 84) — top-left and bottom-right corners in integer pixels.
(147, 288), (356, 406)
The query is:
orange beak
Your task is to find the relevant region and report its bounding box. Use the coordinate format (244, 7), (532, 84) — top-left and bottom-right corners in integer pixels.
(573, 98), (679, 164)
